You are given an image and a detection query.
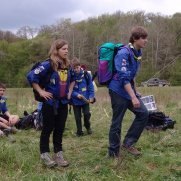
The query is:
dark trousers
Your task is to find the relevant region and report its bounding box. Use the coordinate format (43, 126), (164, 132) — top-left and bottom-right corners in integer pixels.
(73, 104), (91, 135)
(108, 90), (149, 157)
(40, 102), (68, 154)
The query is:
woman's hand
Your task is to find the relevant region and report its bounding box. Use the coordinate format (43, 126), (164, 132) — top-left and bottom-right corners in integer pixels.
(39, 89), (53, 100)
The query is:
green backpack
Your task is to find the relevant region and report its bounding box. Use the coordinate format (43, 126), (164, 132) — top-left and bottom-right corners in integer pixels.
(94, 42), (123, 85)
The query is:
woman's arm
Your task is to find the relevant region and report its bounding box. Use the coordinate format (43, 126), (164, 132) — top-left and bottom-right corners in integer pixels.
(32, 82), (53, 100)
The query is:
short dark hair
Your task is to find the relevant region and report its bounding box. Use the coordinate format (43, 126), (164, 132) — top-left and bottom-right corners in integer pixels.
(129, 26), (148, 43)
(71, 58), (81, 68)
(0, 83), (6, 89)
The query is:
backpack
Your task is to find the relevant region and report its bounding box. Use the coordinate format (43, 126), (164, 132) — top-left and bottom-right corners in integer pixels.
(145, 111), (176, 131)
(15, 114), (34, 130)
(33, 111), (43, 131)
(93, 42), (124, 85)
(27, 59), (54, 102)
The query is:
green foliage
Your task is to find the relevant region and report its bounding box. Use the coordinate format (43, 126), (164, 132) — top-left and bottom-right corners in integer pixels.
(0, 11), (181, 87)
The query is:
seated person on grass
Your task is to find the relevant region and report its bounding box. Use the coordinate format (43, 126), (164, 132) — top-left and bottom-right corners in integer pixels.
(0, 83), (19, 133)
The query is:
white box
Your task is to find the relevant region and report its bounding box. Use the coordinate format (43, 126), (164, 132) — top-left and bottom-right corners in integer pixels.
(140, 95), (157, 111)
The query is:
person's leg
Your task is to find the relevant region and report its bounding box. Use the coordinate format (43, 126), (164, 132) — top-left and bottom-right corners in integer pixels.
(0, 117), (19, 134)
(0, 122), (9, 129)
(108, 90), (129, 157)
(123, 97), (149, 146)
(121, 97), (149, 155)
(53, 102), (68, 153)
(52, 102), (69, 167)
(73, 105), (83, 136)
(40, 103), (55, 153)
(40, 102), (56, 167)
(82, 104), (91, 134)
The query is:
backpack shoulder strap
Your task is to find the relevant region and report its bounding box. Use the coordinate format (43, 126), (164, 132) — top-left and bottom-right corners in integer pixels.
(44, 59), (54, 88)
(83, 70), (89, 86)
(92, 71), (97, 81)
(118, 45), (132, 65)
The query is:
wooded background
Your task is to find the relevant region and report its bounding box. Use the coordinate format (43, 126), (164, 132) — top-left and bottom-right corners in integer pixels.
(0, 10), (181, 87)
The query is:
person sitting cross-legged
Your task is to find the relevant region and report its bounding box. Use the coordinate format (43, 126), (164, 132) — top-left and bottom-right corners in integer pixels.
(0, 83), (20, 132)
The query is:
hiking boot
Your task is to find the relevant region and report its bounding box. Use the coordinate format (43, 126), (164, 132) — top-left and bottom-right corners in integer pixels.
(87, 128), (92, 134)
(53, 151), (69, 167)
(3, 127), (19, 135)
(10, 127), (19, 134)
(40, 152), (57, 167)
(121, 145), (141, 156)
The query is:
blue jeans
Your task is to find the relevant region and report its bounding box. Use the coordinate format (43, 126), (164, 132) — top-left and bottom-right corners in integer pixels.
(73, 104), (91, 135)
(108, 90), (149, 157)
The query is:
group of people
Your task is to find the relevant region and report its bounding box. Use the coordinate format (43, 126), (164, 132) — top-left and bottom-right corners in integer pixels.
(1, 26), (149, 168)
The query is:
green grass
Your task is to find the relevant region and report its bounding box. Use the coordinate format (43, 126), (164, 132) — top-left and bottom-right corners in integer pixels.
(1, 87), (181, 181)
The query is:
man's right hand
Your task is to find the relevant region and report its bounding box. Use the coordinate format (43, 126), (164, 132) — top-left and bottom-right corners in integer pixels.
(77, 94), (83, 99)
(131, 96), (140, 108)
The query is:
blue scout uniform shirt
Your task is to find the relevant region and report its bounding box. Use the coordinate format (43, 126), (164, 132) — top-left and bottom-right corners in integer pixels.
(71, 69), (95, 105)
(108, 44), (142, 100)
(27, 61), (72, 108)
(0, 96), (8, 114)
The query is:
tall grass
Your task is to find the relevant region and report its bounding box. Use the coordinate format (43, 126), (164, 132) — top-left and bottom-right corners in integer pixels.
(0, 87), (181, 181)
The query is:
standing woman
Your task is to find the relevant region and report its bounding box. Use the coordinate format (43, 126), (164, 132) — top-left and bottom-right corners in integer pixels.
(27, 39), (71, 167)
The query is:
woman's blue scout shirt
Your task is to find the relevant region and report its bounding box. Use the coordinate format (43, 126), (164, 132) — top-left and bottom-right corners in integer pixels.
(27, 61), (72, 108)
(71, 69), (95, 105)
(0, 96), (8, 114)
(108, 44), (142, 100)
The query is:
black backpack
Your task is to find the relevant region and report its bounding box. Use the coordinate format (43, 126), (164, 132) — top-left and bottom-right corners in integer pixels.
(27, 59), (54, 102)
(146, 111), (176, 131)
(15, 114), (34, 130)
(33, 111), (43, 131)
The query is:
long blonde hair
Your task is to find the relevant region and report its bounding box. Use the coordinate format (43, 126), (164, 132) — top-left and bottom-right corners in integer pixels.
(48, 39), (70, 70)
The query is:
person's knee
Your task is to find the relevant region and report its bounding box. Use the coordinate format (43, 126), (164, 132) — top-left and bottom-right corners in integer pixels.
(84, 112), (91, 119)
(14, 115), (19, 122)
(9, 115), (19, 125)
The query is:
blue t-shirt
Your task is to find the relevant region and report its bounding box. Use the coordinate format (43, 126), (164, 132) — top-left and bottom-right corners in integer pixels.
(0, 96), (8, 114)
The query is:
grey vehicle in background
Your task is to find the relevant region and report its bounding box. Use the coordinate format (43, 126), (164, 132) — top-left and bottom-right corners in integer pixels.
(141, 78), (171, 87)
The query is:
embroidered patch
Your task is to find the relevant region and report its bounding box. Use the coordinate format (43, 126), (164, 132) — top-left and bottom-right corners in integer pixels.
(50, 79), (55, 85)
(34, 69), (40, 74)
(121, 67), (127, 71)
(34, 66), (45, 74)
(82, 87), (87, 92)
(39, 66), (44, 72)
(0, 100), (5, 103)
(122, 59), (127, 65)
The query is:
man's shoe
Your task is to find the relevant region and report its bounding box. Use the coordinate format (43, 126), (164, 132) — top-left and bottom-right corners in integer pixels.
(121, 145), (141, 156)
(40, 152), (57, 167)
(87, 128), (92, 134)
(75, 131), (84, 137)
(53, 151), (69, 167)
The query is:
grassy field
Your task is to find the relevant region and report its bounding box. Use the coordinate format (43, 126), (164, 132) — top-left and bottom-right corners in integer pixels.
(0, 86), (181, 181)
